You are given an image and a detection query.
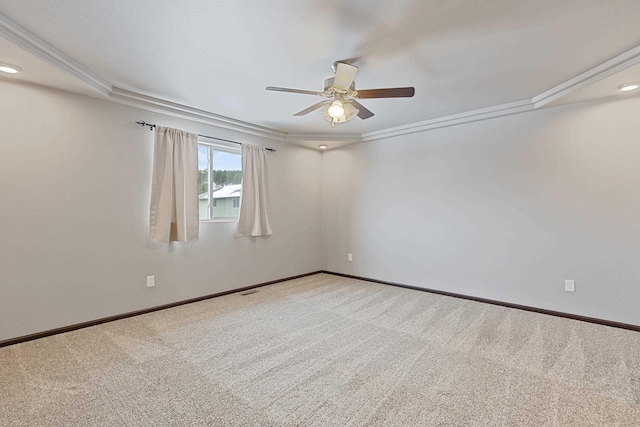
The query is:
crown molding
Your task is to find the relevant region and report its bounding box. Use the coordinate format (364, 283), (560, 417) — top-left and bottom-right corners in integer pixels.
(286, 132), (362, 143)
(109, 87), (287, 141)
(362, 100), (535, 142)
(3, 9), (640, 147)
(0, 12), (111, 96)
(532, 45), (640, 108)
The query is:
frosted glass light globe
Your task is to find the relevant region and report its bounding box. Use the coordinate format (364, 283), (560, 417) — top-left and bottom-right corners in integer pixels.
(328, 100), (345, 118)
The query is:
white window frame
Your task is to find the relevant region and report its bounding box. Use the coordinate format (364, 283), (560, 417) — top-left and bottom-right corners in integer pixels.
(198, 138), (242, 223)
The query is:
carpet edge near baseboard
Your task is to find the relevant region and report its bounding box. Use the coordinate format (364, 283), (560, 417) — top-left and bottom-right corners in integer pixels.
(4, 269), (637, 348)
(0, 271), (322, 348)
(321, 270), (640, 333)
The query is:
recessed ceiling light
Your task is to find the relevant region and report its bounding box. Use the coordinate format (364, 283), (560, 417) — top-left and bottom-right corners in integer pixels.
(0, 63), (20, 74)
(618, 83), (639, 92)
(319, 145), (328, 150)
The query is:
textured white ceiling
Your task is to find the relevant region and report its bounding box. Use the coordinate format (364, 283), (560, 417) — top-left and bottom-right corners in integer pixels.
(1, 0), (640, 134)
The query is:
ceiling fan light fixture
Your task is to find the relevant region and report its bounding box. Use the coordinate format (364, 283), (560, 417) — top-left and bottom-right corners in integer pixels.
(321, 102), (358, 125)
(327, 100), (345, 118)
(266, 60), (414, 125)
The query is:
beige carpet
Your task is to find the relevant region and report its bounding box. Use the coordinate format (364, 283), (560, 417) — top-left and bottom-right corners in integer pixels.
(1, 273), (640, 426)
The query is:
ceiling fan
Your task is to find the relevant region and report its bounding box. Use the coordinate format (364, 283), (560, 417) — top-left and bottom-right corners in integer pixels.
(266, 62), (415, 127)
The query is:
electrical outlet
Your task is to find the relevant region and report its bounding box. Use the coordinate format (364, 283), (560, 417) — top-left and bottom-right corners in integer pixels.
(348, 253), (353, 262)
(147, 275), (155, 287)
(565, 279), (575, 292)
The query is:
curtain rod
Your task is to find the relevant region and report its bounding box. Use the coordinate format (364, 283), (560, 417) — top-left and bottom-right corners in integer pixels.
(135, 121), (277, 152)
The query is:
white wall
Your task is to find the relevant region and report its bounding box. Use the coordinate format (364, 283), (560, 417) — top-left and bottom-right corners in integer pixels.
(322, 96), (640, 326)
(3, 76), (639, 341)
(0, 79), (324, 341)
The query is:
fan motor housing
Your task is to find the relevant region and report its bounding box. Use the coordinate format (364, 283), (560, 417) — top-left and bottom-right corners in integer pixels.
(324, 78), (355, 92)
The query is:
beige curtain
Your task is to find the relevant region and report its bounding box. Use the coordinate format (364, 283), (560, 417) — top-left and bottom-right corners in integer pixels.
(235, 144), (273, 237)
(149, 126), (199, 243)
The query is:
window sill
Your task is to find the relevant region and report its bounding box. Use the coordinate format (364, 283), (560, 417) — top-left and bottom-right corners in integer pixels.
(200, 219), (238, 223)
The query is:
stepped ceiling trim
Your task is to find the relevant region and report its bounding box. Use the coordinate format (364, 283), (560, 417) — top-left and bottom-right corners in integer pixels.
(286, 133), (363, 144)
(533, 45), (640, 108)
(2, 11), (639, 147)
(362, 100), (535, 142)
(109, 88), (287, 141)
(0, 13), (111, 96)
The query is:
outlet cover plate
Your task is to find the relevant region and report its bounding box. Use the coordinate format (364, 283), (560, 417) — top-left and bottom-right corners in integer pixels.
(565, 279), (575, 292)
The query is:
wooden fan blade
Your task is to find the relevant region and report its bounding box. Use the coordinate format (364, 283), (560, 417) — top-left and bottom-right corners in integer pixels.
(357, 87), (415, 98)
(349, 100), (374, 120)
(266, 86), (323, 96)
(294, 100), (331, 116)
(333, 62), (359, 91)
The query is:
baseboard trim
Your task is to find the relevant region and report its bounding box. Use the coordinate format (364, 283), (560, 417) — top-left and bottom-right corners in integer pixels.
(322, 271), (640, 333)
(5, 269), (636, 348)
(0, 271), (322, 348)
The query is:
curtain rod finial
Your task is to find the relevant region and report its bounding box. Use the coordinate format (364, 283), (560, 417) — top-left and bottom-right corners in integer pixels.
(136, 120), (155, 130)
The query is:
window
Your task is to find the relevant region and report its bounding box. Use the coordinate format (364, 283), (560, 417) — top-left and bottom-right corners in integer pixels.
(198, 142), (242, 221)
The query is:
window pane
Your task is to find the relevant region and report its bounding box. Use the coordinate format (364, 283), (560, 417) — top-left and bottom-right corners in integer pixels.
(198, 145), (210, 220)
(211, 149), (242, 219)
